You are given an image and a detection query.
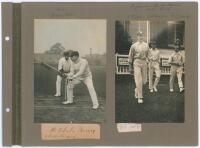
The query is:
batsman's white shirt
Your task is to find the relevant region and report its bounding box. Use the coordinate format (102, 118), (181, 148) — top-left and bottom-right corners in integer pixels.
(58, 57), (71, 72)
(128, 41), (149, 63)
(71, 58), (92, 79)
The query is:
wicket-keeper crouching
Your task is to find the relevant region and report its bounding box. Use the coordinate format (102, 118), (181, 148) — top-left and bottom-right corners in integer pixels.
(147, 41), (161, 93)
(62, 51), (99, 109)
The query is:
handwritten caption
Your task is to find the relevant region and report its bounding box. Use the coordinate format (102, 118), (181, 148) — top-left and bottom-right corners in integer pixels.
(130, 3), (180, 11)
(117, 123), (142, 132)
(41, 124), (100, 140)
(51, 8), (73, 17)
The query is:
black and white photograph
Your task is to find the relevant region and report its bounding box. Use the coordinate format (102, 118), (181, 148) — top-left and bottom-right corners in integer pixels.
(34, 19), (106, 123)
(115, 20), (185, 123)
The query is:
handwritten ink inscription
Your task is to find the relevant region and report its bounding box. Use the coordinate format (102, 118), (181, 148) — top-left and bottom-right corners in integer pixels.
(130, 3), (181, 11)
(41, 124), (100, 140)
(51, 8), (73, 17)
(117, 123), (142, 132)
(126, 3), (190, 20)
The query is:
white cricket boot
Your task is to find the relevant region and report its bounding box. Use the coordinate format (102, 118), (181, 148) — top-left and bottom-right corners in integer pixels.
(54, 94), (61, 97)
(180, 87), (184, 92)
(153, 86), (158, 92)
(138, 98), (144, 104)
(92, 104), (99, 110)
(62, 100), (73, 105)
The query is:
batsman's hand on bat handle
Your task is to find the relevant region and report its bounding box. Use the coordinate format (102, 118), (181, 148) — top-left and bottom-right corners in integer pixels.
(59, 69), (65, 77)
(59, 72), (67, 78)
(67, 76), (73, 81)
(66, 73), (74, 81)
(59, 70), (70, 78)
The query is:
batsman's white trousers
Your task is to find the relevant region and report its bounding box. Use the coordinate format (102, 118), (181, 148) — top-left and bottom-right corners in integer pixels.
(67, 75), (99, 106)
(55, 75), (62, 95)
(133, 59), (147, 99)
(148, 61), (161, 90)
(169, 65), (184, 89)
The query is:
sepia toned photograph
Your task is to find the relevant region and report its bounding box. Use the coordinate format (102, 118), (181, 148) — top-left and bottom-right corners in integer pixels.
(34, 19), (106, 123)
(115, 20), (185, 123)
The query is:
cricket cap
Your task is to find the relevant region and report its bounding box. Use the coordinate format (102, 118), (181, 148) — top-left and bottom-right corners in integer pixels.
(174, 38), (181, 46)
(137, 31), (143, 36)
(63, 50), (70, 56)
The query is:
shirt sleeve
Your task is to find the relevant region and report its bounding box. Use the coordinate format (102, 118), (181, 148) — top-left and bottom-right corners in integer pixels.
(157, 51), (161, 63)
(58, 58), (63, 70)
(73, 60), (87, 78)
(147, 49), (151, 61)
(182, 51), (185, 64)
(68, 62), (75, 77)
(179, 54), (184, 65)
(145, 44), (150, 60)
(128, 45), (134, 64)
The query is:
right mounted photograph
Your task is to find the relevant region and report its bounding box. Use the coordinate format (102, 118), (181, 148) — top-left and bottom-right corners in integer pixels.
(115, 20), (185, 123)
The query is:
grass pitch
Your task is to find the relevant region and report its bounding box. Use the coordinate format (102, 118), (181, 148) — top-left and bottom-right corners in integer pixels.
(34, 64), (106, 123)
(115, 75), (184, 123)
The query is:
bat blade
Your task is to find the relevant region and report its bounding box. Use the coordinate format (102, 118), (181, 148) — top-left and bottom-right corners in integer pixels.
(41, 62), (62, 75)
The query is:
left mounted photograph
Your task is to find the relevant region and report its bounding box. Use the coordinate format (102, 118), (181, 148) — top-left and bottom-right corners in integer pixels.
(34, 19), (106, 123)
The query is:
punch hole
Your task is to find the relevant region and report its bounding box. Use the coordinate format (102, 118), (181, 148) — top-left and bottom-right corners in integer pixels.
(6, 108), (10, 112)
(5, 36), (10, 41)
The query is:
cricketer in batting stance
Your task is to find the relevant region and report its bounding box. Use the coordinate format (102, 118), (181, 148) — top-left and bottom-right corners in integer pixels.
(168, 41), (185, 93)
(62, 51), (99, 109)
(128, 31), (149, 104)
(148, 41), (161, 93)
(54, 51), (72, 97)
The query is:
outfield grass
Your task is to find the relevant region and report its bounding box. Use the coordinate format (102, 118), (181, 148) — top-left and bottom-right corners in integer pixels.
(115, 75), (184, 123)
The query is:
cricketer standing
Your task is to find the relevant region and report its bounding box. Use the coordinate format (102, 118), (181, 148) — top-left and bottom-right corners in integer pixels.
(128, 31), (149, 104)
(168, 45), (184, 93)
(147, 41), (161, 93)
(62, 51), (99, 109)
